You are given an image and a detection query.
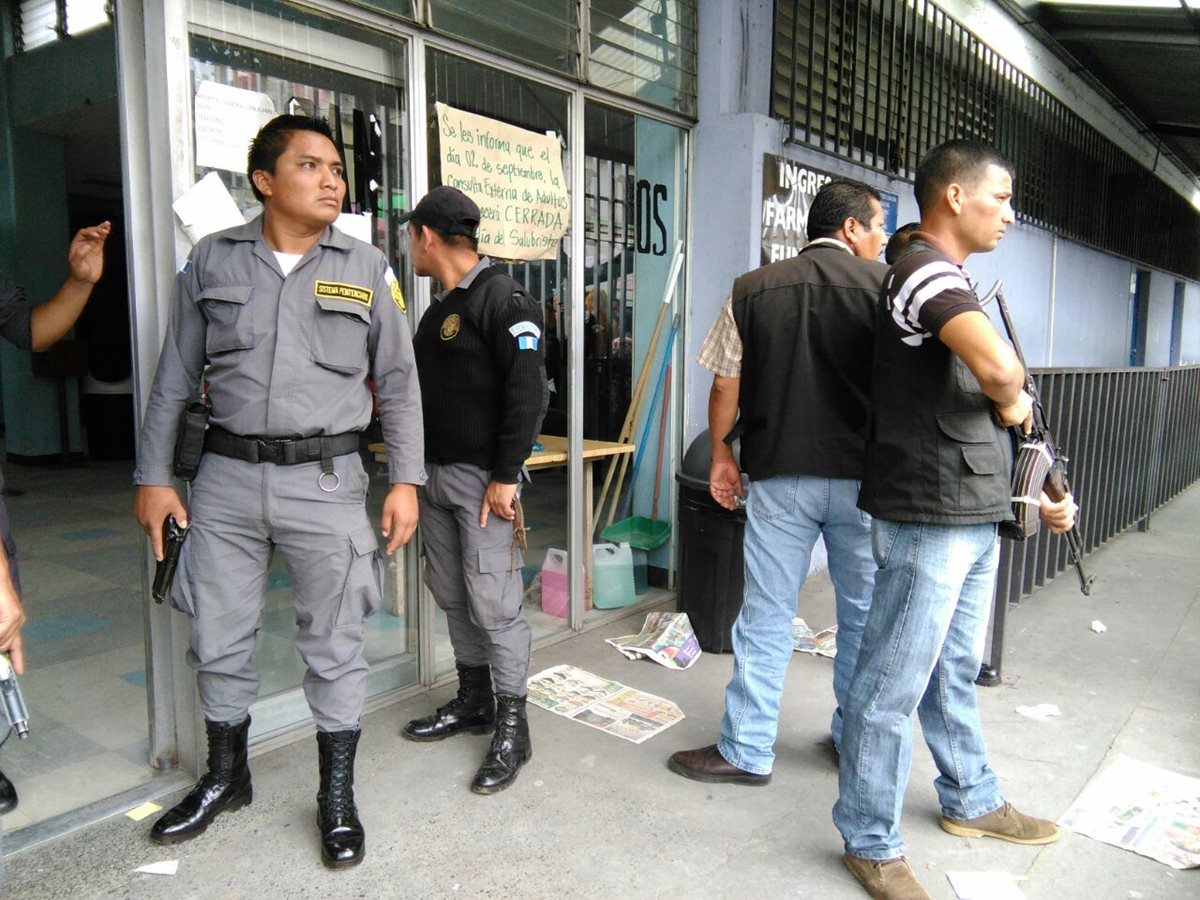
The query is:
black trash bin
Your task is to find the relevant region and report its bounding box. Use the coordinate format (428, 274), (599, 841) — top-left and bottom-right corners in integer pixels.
(676, 430), (746, 653)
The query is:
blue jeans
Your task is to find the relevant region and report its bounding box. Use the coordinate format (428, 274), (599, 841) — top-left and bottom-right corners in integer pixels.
(717, 475), (874, 775)
(833, 518), (1004, 860)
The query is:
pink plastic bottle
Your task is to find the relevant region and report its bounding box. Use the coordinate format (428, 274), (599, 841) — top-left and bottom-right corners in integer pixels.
(540, 549), (568, 618)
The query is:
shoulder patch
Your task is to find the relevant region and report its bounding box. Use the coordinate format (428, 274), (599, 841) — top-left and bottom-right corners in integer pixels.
(315, 280), (373, 307)
(384, 267), (406, 312)
(509, 320), (541, 351)
(179, 259), (192, 275)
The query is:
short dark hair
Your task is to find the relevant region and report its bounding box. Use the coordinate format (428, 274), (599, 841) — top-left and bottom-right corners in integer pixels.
(408, 220), (479, 253)
(247, 115), (337, 202)
(914, 140), (1012, 215)
(806, 179), (882, 241)
(884, 221), (921, 265)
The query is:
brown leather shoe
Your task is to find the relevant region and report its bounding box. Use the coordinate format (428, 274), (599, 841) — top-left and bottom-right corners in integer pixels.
(842, 854), (931, 900)
(940, 801), (1061, 844)
(667, 744), (770, 786)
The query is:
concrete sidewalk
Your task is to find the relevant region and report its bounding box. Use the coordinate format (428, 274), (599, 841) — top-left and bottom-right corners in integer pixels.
(5, 486), (1199, 899)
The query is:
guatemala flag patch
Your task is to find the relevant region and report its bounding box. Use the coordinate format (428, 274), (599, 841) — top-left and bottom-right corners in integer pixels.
(509, 320), (541, 351)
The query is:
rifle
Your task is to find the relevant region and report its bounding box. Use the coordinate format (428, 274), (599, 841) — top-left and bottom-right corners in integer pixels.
(990, 281), (1096, 596)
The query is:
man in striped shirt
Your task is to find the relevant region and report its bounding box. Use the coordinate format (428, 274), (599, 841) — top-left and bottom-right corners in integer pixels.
(833, 141), (1077, 900)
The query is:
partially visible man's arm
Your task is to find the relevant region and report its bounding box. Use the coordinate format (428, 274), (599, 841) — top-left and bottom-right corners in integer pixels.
(0, 547), (25, 675)
(29, 221), (111, 351)
(707, 374), (743, 510)
(937, 310), (1032, 430)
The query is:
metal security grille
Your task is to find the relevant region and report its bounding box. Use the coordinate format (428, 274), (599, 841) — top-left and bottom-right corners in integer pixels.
(984, 365), (1200, 675)
(772, 0), (1200, 280)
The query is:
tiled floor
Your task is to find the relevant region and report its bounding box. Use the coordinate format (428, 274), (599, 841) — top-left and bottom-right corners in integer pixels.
(1, 450), (157, 832)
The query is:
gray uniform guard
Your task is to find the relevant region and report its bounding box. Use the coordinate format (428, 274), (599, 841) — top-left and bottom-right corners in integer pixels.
(135, 215), (423, 728)
(133, 112), (423, 870)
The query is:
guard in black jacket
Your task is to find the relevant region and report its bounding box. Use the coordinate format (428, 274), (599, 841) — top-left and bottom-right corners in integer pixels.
(401, 187), (548, 794)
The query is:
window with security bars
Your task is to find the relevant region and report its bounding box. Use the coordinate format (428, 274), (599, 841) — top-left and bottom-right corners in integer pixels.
(588, 0), (698, 116)
(426, 0), (580, 76)
(11, 0), (110, 53)
(772, 0), (1200, 280)
(423, 0), (697, 116)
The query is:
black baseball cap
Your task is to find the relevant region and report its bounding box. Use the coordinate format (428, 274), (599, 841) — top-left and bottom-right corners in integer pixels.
(397, 185), (480, 238)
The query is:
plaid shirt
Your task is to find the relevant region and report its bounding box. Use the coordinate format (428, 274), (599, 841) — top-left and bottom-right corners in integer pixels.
(696, 294), (741, 377)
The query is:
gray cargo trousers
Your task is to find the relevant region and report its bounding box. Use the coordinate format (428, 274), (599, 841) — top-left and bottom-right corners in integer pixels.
(171, 451), (383, 732)
(419, 462), (531, 695)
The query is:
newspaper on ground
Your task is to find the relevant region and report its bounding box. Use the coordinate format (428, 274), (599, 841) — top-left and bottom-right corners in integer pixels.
(605, 611), (702, 670)
(792, 617), (837, 658)
(1058, 753), (1200, 869)
(527, 664), (684, 744)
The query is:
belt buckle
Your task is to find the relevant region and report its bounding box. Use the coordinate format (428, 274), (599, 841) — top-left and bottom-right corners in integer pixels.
(255, 438), (281, 464)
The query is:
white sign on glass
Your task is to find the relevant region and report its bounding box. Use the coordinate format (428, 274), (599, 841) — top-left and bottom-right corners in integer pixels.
(433, 102), (568, 261)
(194, 82), (277, 174)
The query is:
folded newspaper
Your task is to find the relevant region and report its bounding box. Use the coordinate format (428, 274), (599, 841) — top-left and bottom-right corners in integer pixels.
(526, 664), (684, 744)
(605, 611), (702, 670)
(792, 617), (837, 658)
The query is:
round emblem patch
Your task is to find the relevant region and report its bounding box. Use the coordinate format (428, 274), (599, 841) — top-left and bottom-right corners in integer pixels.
(440, 313), (461, 341)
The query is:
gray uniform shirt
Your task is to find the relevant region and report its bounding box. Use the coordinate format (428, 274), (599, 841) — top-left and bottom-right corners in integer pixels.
(134, 216), (425, 486)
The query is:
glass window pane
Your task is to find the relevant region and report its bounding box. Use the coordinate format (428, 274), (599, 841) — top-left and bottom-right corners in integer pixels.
(583, 100), (686, 624)
(345, 0), (417, 20)
(65, 0), (110, 35)
(18, 0), (59, 51)
(426, 0), (579, 76)
(588, 0), (697, 116)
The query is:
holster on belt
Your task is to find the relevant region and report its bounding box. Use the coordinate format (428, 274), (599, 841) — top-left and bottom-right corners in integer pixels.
(172, 392), (211, 481)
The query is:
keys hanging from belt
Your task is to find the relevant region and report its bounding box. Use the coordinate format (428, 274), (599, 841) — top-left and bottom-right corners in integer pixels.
(511, 464), (531, 552)
(511, 496), (528, 552)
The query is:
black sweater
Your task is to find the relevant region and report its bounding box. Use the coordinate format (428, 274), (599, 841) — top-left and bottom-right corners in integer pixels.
(413, 265), (548, 483)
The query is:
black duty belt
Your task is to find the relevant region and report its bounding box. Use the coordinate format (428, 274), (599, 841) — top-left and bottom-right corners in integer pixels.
(204, 426), (360, 466)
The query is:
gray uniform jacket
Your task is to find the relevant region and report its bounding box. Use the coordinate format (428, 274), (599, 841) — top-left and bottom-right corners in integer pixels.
(134, 216), (425, 486)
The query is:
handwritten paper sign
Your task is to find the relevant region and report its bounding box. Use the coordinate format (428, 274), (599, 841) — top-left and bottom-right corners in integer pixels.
(195, 82), (276, 174)
(434, 102), (568, 261)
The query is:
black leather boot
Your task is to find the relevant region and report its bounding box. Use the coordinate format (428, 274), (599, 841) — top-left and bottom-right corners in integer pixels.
(317, 729), (365, 869)
(470, 693), (532, 795)
(151, 716), (252, 845)
(402, 662), (494, 742)
(0, 767), (17, 815)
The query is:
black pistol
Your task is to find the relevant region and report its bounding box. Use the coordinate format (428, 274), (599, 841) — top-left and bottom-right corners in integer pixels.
(152, 515), (188, 604)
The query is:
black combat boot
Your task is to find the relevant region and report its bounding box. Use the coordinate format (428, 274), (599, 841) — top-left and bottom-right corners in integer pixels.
(317, 729), (365, 869)
(402, 662), (494, 741)
(151, 716), (252, 844)
(470, 693), (532, 795)
(0, 767), (17, 815)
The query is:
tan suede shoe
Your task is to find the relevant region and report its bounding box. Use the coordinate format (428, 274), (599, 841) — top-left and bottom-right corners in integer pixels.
(842, 855), (931, 900)
(940, 801), (1061, 844)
